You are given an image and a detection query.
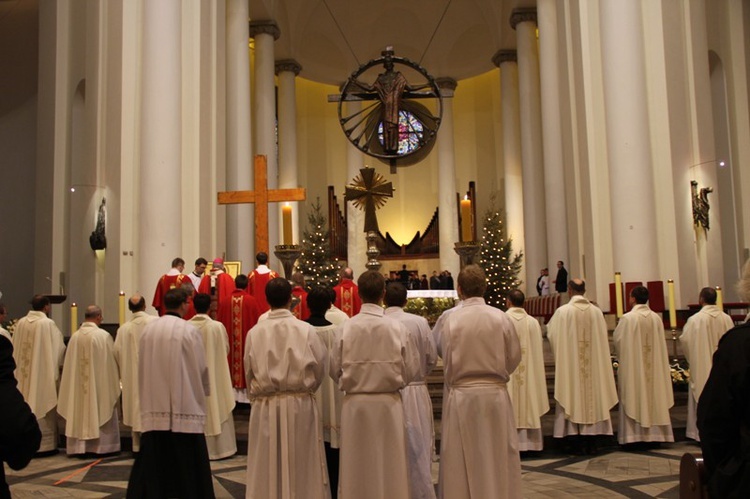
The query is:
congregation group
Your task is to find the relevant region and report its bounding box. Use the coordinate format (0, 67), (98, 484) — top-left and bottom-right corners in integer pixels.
(2, 253), (750, 498)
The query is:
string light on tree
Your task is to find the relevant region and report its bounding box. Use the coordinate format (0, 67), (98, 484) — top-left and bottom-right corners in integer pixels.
(296, 198), (341, 289)
(479, 195), (523, 310)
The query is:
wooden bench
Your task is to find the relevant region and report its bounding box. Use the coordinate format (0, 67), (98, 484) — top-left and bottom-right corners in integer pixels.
(679, 452), (708, 499)
(524, 293), (561, 324)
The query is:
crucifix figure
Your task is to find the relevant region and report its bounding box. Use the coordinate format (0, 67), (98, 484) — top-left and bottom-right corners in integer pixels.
(218, 155), (306, 255)
(345, 167), (394, 271)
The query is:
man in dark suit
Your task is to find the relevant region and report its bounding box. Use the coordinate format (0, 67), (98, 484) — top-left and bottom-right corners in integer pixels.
(554, 261), (568, 293)
(1, 334), (42, 498)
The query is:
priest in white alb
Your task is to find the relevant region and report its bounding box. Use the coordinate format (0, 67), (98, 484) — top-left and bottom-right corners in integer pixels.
(307, 286), (346, 496)
(384, 282), (438, 499)
(12, 295), (66, 453)
(436, 265), (521, 498)
(114, 294), (156, 452)
(331, 271), (420, 499)
(505, 289), (549, 451)
(613, 286), (674, 444)
(680, 286), (734, 441)
(189, 293), (237, 460)
(58, 305), (121, 455)
(244, 278), (331, 499)
(547, 279), (618, 451)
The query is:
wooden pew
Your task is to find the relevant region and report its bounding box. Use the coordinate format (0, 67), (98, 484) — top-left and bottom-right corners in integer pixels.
(679, 453), (708, 499)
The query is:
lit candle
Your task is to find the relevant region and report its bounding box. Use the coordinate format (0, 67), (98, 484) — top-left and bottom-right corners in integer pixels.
(460, 197), (472, 242)
(71, 303), (78, 334)
(282, 203), (293, 245)
(667, 279), (677, 329)
(119, 291), (126, 325)
(716, 286), (723, 312)
(614, 272), (623, 318)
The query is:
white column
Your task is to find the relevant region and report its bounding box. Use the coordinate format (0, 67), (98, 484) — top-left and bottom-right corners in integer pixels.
(276, 59), (301, 246)
(538, 0), (569, 269)
(138, 0), (182, 296)
(225, 0), (253, 265)
(600, 0), (659, 281)
(249, 20), (280, 262)
(511, 9), (548, 289)
(345, 100), (367, 279)
(436, 78), (460, 279)
(493, 50), (526, 293)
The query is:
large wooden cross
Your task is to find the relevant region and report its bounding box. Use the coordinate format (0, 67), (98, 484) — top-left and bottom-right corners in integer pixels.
(218, 155), (306, 254)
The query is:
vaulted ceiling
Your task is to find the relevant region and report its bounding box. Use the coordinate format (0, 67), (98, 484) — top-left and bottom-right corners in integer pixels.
(250, 0), (532, 85)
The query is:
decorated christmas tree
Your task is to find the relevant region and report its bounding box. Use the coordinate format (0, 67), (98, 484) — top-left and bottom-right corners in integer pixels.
(479, 195), (523, 309)
(296, 198), (341, 289)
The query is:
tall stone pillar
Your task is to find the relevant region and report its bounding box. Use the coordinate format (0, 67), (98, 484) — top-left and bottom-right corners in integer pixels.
(276, 59), (301, 246)
(492, 50), (526, 293)
(511, 8), (548, 289)
(436, 77), (460, 280)
(138, 0), (182, 296)
(600, 1), (659, 281)
(537, 0), (569, 269)
(345, 100), (367, 279)
(226, 0), (253, 265)
(249, 20), (280, 263)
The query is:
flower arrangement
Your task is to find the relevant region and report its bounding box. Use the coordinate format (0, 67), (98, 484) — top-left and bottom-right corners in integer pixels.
(670, 360), (690, 389)
(611, 356), (619, 376)
(1, 318), (17, 337)
(403, 297), (457, 327)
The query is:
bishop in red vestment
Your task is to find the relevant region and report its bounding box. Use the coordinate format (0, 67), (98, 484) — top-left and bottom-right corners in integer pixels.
(198, 258), (235, 320)
(152, 258), (189, 316)
(247, 252), (278, 314)
(334, 268), (361, 318)
(217, 275), (260, 397)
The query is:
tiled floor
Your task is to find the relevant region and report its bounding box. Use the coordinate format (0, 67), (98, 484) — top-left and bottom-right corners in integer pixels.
(6, 407), (699, 498)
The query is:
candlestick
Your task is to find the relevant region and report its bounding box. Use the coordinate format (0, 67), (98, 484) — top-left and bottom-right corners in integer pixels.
(71, 303), (78, 334)
(282, 203), (293, 245)
(716, 286), (723, 312)
(460, 197), (472, 242)
(119, 291), (126, 325)
(614, 272), (623, 318)
(667, 279), (677, 329)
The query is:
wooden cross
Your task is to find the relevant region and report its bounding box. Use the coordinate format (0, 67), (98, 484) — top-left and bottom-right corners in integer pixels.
(345, 167), (394, 233)
(218, 155), (306, 254)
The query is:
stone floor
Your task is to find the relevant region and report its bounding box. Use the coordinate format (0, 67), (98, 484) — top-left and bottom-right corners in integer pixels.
(5, 403), (698, 498)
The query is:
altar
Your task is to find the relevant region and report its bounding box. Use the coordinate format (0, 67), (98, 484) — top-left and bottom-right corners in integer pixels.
(406, 289), (458, 300)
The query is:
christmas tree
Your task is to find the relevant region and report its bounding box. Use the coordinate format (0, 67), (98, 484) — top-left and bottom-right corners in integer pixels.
(296, 198), (341, 289)
(479, 195), (523, 309)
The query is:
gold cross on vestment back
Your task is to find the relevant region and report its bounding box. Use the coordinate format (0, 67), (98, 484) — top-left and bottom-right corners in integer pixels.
(344, 167), (394, 233)
(217, 155), (306, 255)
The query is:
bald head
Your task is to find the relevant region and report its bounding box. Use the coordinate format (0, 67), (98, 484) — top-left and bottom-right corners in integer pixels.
(84, 305), (102, 323)
(128, 294), (146, 313)
(341, 267), (354, 280)
(569, 278), (586, 296)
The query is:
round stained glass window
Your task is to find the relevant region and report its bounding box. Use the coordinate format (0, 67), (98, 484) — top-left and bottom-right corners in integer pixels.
(377, 111), (424, 155)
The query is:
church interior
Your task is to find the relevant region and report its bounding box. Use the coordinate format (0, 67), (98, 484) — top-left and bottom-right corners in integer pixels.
(1, 0), (750, 497)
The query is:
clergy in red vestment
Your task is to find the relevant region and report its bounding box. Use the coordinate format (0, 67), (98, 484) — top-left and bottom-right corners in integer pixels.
(247, 252), (279, 314)
(334, 267), (361, 318)
(198, 258), (235, 320)
(182, 282), (197, 321)
(152, 257), (189, 316)
(217, 274), (260, 403)
(291, 272), (311, 321)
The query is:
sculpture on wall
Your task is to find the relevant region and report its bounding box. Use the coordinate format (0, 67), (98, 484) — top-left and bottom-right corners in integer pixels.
(691, 180), (713, 231)
(89, 198), (107, 250)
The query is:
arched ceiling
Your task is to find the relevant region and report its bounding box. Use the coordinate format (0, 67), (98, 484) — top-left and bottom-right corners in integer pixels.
(250, 0), (532, 85)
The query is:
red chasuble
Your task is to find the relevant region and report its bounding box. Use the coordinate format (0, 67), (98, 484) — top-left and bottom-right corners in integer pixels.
(247, 270), (279, 314)
(217, 290), (260, 389)
(152, 273), (189, 316)
(291, 286), (310, 321)
(197, 271), (235, 320)
(334, 279), (361, 318)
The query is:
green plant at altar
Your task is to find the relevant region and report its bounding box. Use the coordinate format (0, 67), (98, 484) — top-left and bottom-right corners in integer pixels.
(479, 194), (523, 310)
(296, 198), (341, 289)
(403, 297), (457, 327)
